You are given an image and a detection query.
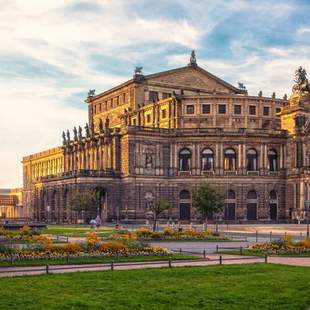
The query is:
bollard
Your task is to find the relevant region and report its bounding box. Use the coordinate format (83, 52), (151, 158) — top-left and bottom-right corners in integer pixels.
(216, 245), (219, 253)
(255, 231), (258, 242)
(67, 236), (69, 243)
(111, 261), (114, 271)
(46, 264), (49, 274)
(66, 253), (69, 263)
(10, 255), (13, 265)
(179, 248), (182, 254)
(203, 250), (206, 258)
(300, 232), (302, 241)
(168, 259), (172, 268)
(264, 255), (267, 263)
(240, 246), (243, 255)
(270, 231), (272, 242)
(219, 255), (222, 265)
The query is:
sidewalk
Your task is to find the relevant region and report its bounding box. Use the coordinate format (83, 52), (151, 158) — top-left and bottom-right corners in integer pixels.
(0, 254), (308, 278)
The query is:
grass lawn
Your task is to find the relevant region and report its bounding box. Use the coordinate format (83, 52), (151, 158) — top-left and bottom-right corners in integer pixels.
(0, 264), (309, 309)
(218, 249), (310, 257)
(38, 225), (116, 237)
(0, 254), (196, 267)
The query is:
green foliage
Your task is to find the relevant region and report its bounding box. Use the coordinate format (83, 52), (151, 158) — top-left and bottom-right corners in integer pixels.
(148, 199), (172, 231)
(192, 183), (225, 220)
(69, 190), (98, 212)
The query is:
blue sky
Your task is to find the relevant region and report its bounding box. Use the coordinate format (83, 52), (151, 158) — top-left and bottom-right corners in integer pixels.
(1, 0), (310, 187)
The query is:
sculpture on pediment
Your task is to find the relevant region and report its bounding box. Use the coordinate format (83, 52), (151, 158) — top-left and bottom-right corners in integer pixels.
(62, 131), (66, 145)
(189, 50), (197, 66)
(134, 66), (143, 75)
(292, 67), (310, 95)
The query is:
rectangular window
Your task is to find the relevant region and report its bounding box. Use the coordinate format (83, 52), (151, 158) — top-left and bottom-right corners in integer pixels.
(162, 92), (171, 100)
(161, 109), (167, 119)
(249, 105), (256, 115)
(132, 118), (136, 126)
(149, 91), (158, 102)
(202, 104), (210, 114)
(263, 106), (270, 116)
(186, 105), (194, 114)
(234, 105), (241, 114)
(146, 114), (151, 123)
(218, 104), (226, 114)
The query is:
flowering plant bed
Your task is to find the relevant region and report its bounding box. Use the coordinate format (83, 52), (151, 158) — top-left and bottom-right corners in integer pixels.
(0, 231), (169, 264)
(111, 227), (229, 241)
(218, 236), (310, 256)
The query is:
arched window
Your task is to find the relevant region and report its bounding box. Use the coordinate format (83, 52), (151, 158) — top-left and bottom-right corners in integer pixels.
(179, 148), (191, 171)
(268, 149), (278, 171)
(246, 148), (258, 171)
(179, 190), (191, 221)
(247, 190), (257, 220)
(224, 148), (236, 171)
(179, 190), (191, 200)
(201, 148), (214, 171)
(227, 190), (236, 200)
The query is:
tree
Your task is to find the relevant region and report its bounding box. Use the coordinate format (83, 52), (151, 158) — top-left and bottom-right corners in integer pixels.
(192, 183), (225, 222)
(69, 190), (98, 222)
(148, 199), (172, 232)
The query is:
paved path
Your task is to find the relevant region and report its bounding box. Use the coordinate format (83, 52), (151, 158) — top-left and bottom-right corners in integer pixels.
(0, 254), (308, 278)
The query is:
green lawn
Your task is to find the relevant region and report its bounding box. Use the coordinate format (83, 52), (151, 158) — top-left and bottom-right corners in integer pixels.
(0, 254), (196, 267)
(0, 264), (309, 309)
(218, 249), (310, 257)
(38, 225), (116, 237)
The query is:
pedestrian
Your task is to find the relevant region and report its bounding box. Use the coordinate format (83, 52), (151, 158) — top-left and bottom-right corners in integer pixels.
(90, 219), (96, 229)
(95, 215), (102, 228)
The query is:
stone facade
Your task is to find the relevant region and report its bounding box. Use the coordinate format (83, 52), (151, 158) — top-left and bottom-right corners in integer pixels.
(22, 55), (310, 223)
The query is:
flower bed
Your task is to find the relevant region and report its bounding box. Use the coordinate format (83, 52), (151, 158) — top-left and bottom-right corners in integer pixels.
(249, 236), (310, 255)
(112, 227), (228, 241)
(0, 231), (168, 263)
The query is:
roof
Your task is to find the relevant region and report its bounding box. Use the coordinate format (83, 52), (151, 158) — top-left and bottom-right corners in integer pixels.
(88, 64), (244, 102)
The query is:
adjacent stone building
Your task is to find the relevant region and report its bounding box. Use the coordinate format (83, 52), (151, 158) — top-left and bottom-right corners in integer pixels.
(0, 188), (24, 219)
(22, 53), (310, 223)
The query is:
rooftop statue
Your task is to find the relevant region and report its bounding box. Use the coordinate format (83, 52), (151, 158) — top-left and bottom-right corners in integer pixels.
(62, 131), (66, 145)
(98, 118), (104, 133)
(292, 66), (310, 95)
(73, 126), (78, 141)
(85, 123), (90, 138)
(189, 50), (197, 66)
(78, 126), (83, 140)
(134, 66), (143, 75)
(87, 89), (96, 97)
(66, 130), (70, 142)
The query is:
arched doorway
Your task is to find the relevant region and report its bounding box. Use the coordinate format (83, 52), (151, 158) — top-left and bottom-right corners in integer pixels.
(225, 190), (236, 221)
(247, 190), (257, 221)
(179, 190), (191, 221)
(94, 187), (106, 220)
(269, 190), (278, 221)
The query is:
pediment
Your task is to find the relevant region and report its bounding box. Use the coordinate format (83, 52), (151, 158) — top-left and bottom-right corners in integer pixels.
(145, 66), (241, 94)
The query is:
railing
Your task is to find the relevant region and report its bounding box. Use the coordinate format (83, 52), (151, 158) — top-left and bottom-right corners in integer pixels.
(0, 255), (267, 277)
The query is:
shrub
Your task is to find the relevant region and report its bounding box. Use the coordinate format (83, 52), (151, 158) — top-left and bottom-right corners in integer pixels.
(135, 227), (153, 238)
(63, 243), (82, 254)
(86, 231), (99, 246)
(20, 225), (31, 236)
(297, 238), (310, 249)
(99, 241), (128, 253)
